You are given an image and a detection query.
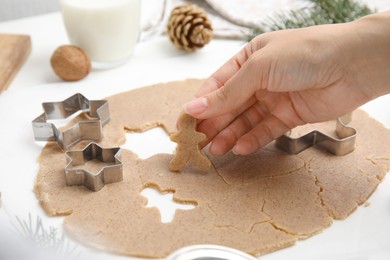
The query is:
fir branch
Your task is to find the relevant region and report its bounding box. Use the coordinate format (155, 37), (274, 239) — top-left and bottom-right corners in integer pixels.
(313, 0), (373, 23)
(11, 213), (80, 258)
(247, 0), (374, 41)
(264, 8), (330, 31)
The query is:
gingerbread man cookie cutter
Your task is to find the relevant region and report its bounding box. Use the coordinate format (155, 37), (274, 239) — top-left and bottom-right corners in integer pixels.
(65, 142), (123, 192)
(32, 93), (110, 150)
(167, 244), (257, 260)
(275, 113), (357, 156)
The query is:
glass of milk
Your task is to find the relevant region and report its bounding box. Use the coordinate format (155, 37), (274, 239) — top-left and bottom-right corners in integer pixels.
(60, 0), (141, 69)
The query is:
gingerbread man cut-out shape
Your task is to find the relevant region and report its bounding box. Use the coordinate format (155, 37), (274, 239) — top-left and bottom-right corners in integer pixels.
(169, 112), (211, 172)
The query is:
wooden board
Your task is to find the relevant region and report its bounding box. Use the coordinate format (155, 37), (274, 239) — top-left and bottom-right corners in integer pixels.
(0, 34), (31, 93)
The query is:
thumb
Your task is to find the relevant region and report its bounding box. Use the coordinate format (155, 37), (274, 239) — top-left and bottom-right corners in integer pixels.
(183, 80), (254, 119)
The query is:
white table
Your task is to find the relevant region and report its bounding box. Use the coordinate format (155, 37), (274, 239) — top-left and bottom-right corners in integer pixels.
(0, 9), (390, 260)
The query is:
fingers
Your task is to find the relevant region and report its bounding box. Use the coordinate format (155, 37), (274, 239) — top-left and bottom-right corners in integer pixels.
(208, 104), (265, 155)
(232, 115), (291, 155)
(203, 105), (291, 156)
(185, 40), (267, 119)
(184, 54), (265, 119)
(197, 96), (257, 148)
(183, 33), (301, 156)
(194, 42), (255, 98)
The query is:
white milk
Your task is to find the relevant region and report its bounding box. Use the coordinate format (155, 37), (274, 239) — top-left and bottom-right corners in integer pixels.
(60, 0), (140, 67)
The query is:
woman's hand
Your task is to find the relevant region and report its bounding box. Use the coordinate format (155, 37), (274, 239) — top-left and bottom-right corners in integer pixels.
(183, 12), (390, 156)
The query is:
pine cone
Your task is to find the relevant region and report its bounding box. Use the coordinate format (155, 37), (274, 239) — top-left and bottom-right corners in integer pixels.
(167, 4), (213, 52)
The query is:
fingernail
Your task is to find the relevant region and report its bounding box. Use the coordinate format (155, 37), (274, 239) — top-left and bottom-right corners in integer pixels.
(183, 97), (208, 115)
(232, 146), (240, 155)
(232, 145), (243, 156)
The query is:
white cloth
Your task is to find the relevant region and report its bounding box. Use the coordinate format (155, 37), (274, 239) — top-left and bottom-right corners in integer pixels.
(2, 0), (390, 38)
(0, 0), (59, 21)
(141, 0), (390, 40)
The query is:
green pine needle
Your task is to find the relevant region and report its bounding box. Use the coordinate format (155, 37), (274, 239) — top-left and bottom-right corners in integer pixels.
(247, 0), (374, 41)
(11, 213), (80, 258)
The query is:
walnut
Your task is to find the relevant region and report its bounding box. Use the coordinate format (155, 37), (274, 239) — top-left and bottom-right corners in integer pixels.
(50, 45), (91, 81)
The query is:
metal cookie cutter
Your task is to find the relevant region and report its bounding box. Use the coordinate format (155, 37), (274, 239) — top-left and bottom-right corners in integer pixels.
(65, 142), (123, 192)
(275, 113), (357, 156)
(167, 244), (257, 260)
(32, 93), (110, 150)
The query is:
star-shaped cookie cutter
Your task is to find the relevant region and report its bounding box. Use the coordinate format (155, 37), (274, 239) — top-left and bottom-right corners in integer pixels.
(32, 93), (110, 150)
(275, 113), (357, 156)
(65, 142), (123, 192)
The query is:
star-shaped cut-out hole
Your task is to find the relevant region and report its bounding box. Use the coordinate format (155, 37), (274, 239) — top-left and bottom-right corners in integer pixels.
(123, 127), (176, 159)
(141, 186), (196, 223)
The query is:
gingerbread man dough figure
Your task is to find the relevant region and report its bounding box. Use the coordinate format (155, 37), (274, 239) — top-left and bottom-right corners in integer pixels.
(169, 112), (211, 172)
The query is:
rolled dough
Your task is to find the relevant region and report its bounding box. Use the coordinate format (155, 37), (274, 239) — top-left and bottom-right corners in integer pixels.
(34, 79), (390, 258)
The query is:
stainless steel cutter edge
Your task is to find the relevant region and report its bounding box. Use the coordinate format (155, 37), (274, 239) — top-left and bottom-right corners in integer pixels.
(32, 93), (110, 150)
(275, 113), (357, 156)
(167, 244), (257, 260)
(65, 142), (123, 192)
